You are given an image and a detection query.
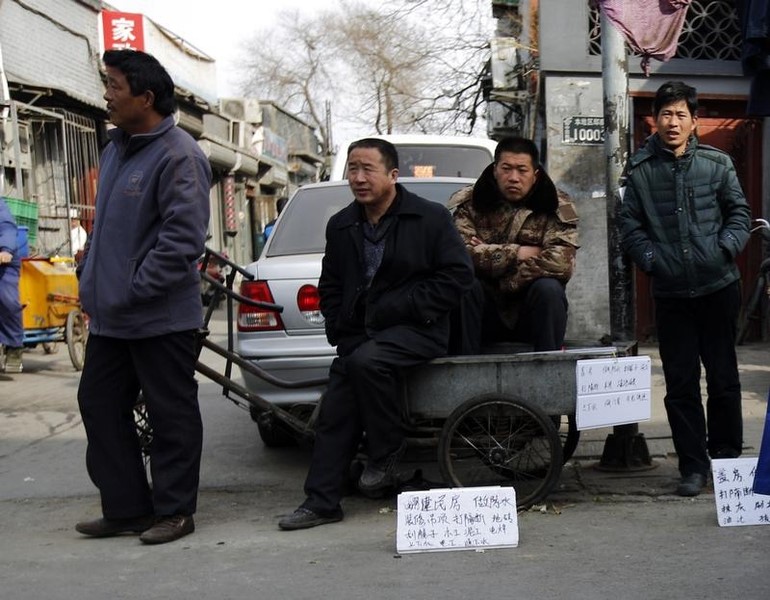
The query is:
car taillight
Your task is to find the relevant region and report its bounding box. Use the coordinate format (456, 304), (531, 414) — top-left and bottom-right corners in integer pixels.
(297, 284), (324, 325)
(237, 280), (283, 331)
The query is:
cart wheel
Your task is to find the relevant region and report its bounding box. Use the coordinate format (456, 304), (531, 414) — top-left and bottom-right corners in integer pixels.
(66, 309), (88, 371)
(42, 342), (59, 355)
(251, 403), (315, 448)
(438, 393), (563, 510)
(552, 414), (580, 463)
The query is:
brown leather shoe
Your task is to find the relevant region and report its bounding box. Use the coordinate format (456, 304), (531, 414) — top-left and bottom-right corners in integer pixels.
(75, 515), (154, 538)
(139, 515), (195, 545)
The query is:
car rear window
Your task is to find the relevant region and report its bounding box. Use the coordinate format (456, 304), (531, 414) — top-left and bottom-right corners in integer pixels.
(266, 181), (470, 256)
(396, 146), (492, 178)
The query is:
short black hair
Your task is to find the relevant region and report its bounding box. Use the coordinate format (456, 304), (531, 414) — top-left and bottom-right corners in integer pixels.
(347, 138), (399, 171)
(494, 136), (539, 167)
(653, 81), (697, 118)
(102, 49), (177, 117)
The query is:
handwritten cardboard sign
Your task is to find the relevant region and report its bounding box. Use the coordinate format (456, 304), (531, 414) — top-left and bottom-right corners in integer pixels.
(396, 486), (518, 554)
(712, 457), (770, 527)
(575, 355), (652, 430)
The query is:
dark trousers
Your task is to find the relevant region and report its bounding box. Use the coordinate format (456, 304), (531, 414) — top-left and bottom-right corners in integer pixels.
(0, 266), (23, 347)
(655, 281), (743, 478)
(77, 331), (202, 519)
(458, 277), (568, 353)
(302, 336), (437, 515)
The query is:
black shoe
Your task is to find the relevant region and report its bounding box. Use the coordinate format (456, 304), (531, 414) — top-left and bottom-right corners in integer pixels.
(358, 440), (407, 497)
(75, 515), (154, 538)
(677, 473), (707, 497)
(278, 507), (343, 531)
(711, 447), (740, 460)
(139, 515), (195, 545)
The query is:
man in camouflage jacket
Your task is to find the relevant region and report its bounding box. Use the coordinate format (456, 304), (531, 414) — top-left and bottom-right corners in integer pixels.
(450, 136), (579, 351)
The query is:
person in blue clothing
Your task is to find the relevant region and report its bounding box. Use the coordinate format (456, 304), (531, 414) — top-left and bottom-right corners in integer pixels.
(74, 50), (211, 545)
(0, 198), (24, 374)
(263, 196), (288, 242)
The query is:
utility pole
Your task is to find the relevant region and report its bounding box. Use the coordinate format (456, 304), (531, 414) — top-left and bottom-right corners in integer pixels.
(0, 41), (8, 196)
(598, 9), (653, 471)
(601, 10), (633, 343)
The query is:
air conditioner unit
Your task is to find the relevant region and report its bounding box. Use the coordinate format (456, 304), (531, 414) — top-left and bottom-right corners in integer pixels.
(231, 120), (255, 147)
(1, 121), (32, 170)
(219, 98), (261, 123)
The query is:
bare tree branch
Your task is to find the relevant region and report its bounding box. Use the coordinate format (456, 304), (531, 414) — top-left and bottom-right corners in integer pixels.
(236, 0), (496, 150)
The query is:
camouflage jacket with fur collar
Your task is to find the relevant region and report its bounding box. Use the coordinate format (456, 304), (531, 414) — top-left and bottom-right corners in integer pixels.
(449, 163), (579, 327)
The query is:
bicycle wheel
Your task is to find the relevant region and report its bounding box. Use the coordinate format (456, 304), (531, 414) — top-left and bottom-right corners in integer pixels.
(438, 393), (563, 509)
(553, 414), (580, 463)
(737, 274), (765, 345)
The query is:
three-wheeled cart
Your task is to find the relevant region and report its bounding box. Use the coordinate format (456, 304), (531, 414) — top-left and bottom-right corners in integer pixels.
(19, 256), (88, 370)
(168, 250), (636, 510)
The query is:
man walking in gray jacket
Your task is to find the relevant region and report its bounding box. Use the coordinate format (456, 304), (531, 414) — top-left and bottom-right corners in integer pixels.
(75, 50), (211, 544)
(619, 81), (750, 497)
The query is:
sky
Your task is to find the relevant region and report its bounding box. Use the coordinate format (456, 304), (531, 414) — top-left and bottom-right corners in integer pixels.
(108, 0), (343, 96)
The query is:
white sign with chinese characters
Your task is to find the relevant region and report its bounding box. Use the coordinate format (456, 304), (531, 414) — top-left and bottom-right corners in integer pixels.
(712, 457), (770, 527)
(575, 356), (652, 430)
(396, 486), (518, 554)
(562, 116), (605, 145)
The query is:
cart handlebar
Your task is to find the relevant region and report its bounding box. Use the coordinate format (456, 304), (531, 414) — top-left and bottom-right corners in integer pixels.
(200, 270), (282, 312)
(200, 247), (255, 281)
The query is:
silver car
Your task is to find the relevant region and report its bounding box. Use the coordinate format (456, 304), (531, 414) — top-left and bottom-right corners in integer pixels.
(236, 177), (474, 444)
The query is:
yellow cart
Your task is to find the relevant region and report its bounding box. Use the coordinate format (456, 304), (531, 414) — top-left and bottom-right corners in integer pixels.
(19, 257), (88, 370)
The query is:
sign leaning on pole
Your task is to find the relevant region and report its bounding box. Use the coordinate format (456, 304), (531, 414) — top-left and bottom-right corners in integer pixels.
(575, 355), (652, 430)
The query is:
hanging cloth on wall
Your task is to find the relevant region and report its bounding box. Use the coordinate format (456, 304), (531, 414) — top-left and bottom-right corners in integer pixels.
(599, 0), (693, 76)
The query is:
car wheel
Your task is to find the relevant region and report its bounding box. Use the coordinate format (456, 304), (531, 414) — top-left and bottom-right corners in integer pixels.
(251, 404), (316, 448)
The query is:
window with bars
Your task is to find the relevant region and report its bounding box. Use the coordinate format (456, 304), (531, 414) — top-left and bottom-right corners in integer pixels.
(588, 0), (741, 61)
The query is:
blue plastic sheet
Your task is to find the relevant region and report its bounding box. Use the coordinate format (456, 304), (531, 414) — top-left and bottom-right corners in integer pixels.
(753, 388), (770, 495)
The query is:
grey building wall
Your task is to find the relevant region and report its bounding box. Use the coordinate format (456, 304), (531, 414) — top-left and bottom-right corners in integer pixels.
(543, 75), (609, 340)
(0, 0), (104, 107)
(538, 0), (755, 341)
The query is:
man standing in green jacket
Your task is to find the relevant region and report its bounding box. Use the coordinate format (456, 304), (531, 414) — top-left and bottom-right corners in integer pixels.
(619, 81), (751, 497)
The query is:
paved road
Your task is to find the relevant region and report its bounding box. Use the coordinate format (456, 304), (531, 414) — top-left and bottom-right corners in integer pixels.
(1, 312), (769, 599)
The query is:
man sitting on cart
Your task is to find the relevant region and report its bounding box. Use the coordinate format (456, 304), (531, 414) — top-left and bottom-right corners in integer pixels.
(450, 136), (579, 352)
(278, 138), (475, 530)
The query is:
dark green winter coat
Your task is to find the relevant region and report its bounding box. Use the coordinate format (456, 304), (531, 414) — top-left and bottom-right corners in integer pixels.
(619, 134), (750, 299)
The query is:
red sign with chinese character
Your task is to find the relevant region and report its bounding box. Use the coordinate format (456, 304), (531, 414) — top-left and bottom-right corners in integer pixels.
(101, 11), (145, 51)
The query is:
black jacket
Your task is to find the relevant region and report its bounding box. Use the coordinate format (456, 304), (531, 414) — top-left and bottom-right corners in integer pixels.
(619, 134), (750, 298)
(319, 184), (475, 356)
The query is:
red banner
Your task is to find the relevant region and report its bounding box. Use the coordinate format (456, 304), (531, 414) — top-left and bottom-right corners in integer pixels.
(101, 11), (145, 51)
(223, 176), (238, 235)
